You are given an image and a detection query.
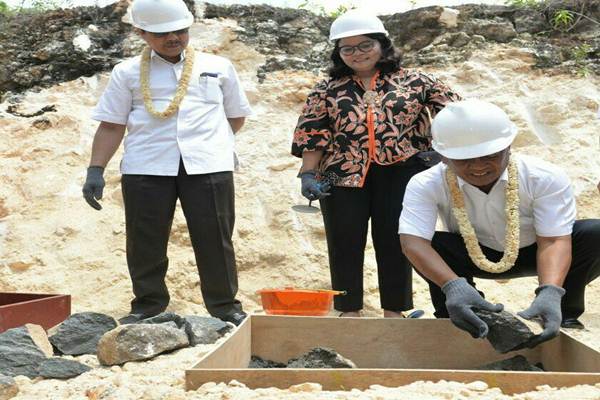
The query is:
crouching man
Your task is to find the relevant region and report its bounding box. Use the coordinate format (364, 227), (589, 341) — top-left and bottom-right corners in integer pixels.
(399, 99), (600, 347)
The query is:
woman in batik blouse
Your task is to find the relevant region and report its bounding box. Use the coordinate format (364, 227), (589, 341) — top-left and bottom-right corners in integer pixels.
(291, 10), (461, 317)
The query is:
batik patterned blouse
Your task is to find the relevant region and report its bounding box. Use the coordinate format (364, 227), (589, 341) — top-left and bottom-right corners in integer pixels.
(291, 69), (461, 187)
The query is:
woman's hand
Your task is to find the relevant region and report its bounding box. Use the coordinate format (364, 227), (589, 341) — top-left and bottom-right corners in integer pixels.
(300, 171), (331, 200)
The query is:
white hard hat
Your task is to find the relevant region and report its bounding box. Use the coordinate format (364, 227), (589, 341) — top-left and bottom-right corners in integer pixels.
(329, 9), (388, 41)
(432, 99), (517, 160)
(130, 0), (194, 33)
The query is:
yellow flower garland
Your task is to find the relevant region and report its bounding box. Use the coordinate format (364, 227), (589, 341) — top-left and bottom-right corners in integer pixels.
(446, 160), (520, 273)
(140, 46), (195, 119)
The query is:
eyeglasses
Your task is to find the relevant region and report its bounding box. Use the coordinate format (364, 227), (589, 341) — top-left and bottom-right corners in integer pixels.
(338, 40), (376, 56)
(149, 28), (189, 38)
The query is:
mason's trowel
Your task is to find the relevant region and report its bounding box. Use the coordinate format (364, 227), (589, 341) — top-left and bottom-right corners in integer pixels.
(291, 200), (321, 213)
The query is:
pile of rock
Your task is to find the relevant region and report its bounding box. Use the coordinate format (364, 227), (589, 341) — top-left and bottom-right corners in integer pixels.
(249, 346), (356, 369)
(0, 311), (232, 390)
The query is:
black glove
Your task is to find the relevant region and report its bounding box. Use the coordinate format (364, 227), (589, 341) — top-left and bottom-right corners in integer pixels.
(82, 166), (105, 210)
(442, 277), (504, 339)
(517, 284), (565, 348)
(300, 171), (330, 201)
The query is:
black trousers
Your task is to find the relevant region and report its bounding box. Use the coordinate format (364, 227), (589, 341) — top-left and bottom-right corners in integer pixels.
(320, 160), (427, 312)
(121, 160), (242, 319)
(427, 219), (600, 320)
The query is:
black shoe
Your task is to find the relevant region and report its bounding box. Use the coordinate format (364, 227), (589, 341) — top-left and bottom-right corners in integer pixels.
(221, 311), (247, 326)
(561, 318), (585, 329)
(118, 313), (150, 325)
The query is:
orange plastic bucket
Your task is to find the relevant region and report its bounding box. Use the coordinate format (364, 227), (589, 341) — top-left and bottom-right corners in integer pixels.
(257, 287), (345, 316)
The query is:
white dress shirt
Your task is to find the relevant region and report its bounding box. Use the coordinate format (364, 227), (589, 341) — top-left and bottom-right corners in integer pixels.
(91, 50), (252, 175)
(399, 155), (576, 251)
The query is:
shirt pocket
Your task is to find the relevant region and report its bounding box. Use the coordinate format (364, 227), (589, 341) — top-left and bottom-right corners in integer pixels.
(189, 75), (223, 104)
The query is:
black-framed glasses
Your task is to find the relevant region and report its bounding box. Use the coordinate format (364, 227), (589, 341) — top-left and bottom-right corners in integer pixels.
(149, 28), (189, 38)
(339, 40), (376, 56)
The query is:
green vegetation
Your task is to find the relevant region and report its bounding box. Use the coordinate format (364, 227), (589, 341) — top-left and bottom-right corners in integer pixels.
(0, 0), (12, 15)
(298, 1), (355, 18)
(505, 0), (600, 32)
(507, 0), (542, 8)
(571, 44), (592, 77)
(551, 9), (574, 30)
(0, 0), (73, 15)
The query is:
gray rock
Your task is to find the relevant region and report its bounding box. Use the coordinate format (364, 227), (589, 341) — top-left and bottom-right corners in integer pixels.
(450, 32), (471, 47)
(49, 312), (117, 356)
(0, 3), (131, 97)
(533, 42), (565, 68)
(248, 355), (286, 368)
(0, 326), (47, 378)
(38, 358), (92, 379)
(514, 9), (548, 33)
(0, 374), (19, 399)
(476, 355), (544, 371)
(139, 312), (186, 328)
(183, 315), (231, 346)
(97, 324), (189, 366)
(287, 347), (356, 369)
(466, 18), (517, 43)
(475, 310), (536, 353)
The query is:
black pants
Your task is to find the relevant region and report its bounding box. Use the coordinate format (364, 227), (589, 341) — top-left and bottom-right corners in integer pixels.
(320, 160), (427, 312)
(121, 160), (242, 319)
(427, 219), (600, 320)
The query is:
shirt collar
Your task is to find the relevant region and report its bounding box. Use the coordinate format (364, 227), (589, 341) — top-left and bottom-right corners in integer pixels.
(455, 165), (509, 190)
(150, 49), (186, 65)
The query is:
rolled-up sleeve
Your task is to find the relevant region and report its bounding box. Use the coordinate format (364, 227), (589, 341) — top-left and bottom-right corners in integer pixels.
(533, 169), (576, 237)
(399, 173), (439, 240)
(222, 60), (252, 118)
(91, 64), (132, 124)
(291, 80), (332, 158)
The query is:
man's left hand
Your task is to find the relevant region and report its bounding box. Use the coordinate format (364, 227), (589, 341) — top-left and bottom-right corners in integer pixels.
(517, 284), (565, 348)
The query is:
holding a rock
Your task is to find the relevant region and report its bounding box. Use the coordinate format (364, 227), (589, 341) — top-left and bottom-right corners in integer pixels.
(399, 99), (600, 346)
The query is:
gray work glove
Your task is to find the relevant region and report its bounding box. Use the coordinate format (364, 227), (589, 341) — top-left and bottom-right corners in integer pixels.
(82, 166), (105, 210)
(442, 277), (504, 339)
(300, 171), (330, 201)
(517, 284), (565, 348)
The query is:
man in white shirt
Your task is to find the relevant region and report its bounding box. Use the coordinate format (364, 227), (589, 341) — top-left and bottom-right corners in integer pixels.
(399, 99), (600, 347)
(82, 0), (252, 326)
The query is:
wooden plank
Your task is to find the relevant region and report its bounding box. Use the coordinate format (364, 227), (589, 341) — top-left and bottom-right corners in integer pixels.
(185, 369), (600, 394)
(0, 293), (71, 332)
(249, 315), (544, 369)
(539, 331), (600, 372)
(186, 315), (600, 394)
(189, 317), (251, 370)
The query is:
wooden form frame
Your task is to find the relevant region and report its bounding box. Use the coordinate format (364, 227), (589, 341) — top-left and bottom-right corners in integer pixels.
(0, 293), (71, 333)
(186, 315), (600, 394)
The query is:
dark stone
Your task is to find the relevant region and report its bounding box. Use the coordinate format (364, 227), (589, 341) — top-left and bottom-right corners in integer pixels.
(49, 312), (117, 356)
(476, 355), (545, 371)
(465, 18), (517, 43)
(475, 310), (536, 353)
(381, 6), (445, 51)
(533, 42), (565, 68)
(183, 315), (231, 346)
(0, 2), (130, 97)
(204, 3), (331, 75)
(514, 9), (548, 33)
(38, 358), (92, 379)
(248, 355), (286, 368)
(139, 312), (186, 328)
(0, 326), (47, 378)
(286, 347), (356, 368)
